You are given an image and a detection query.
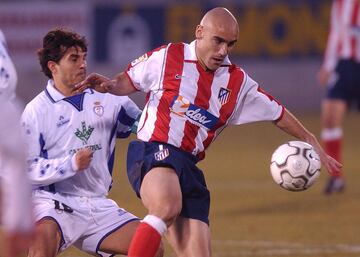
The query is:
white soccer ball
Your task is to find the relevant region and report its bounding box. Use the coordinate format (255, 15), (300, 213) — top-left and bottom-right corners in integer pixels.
(270, 141), (321, 191)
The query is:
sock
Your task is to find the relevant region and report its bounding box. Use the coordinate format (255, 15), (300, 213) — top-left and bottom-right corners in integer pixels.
(321, 128), (343, 177)
(128, 215), (167, 257)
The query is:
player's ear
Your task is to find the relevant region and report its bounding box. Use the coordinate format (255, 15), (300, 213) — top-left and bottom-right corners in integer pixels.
(195, 25), (203, 39)
(47, 61), (57, 75)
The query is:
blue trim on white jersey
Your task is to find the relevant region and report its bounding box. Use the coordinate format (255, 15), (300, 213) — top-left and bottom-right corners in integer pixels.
(117, 106), (136, 126)
(107, 149), (115, 191)
(39, 133), (48, 159)
(63, 93), (85, 112)
(117, 130), (131, 138)
(39, 133), (55, 193)
(44, 88), (56, 103)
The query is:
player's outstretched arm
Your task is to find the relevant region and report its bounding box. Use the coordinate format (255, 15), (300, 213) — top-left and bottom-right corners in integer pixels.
(274, 108), (342, 175)
(74, 72), (137, 96)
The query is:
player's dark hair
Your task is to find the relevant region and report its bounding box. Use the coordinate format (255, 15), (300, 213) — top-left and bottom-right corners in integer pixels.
(37, 28), (87, 79)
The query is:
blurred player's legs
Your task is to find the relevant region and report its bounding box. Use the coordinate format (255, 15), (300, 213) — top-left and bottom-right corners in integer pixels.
(321, 99), (346, 194)
(27, 218), (62, 257)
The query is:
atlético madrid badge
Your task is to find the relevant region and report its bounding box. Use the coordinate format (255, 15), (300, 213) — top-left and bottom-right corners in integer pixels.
(93, 101), (104, 117)
(218, 87), (231, 105)
(154, 146), (169, 161)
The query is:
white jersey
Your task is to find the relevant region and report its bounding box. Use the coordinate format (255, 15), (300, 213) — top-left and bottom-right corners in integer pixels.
(0, 29), (33, 232)
(0, 29), (17, 101)
(126, 41), (283, 160)
(21, 80), (141, 197)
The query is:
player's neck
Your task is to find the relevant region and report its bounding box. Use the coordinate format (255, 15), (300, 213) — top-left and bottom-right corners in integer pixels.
(52, 78), (74, 97)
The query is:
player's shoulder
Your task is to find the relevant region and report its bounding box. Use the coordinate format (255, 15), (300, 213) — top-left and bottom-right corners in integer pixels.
(23, 90), (49, 115)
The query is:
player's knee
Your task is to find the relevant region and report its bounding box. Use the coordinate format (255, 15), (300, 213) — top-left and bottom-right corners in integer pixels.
(150, 202), (181, 226)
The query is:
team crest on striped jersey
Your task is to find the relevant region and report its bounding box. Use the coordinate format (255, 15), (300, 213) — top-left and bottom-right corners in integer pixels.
(154, 145), (169, 161)
(218, 87), (231, 105)
(93, 101), (104, 117)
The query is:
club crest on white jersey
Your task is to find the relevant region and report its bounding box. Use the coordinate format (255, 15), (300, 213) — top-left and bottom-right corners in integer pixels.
(93, 101), (104, 117)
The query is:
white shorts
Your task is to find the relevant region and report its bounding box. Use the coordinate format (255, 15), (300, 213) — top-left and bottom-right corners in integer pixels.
(32, 190), (139, 256)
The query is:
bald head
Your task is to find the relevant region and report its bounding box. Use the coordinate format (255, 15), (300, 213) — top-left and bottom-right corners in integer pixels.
(195, 7), (239, 71)
(200, 7), (239, 36)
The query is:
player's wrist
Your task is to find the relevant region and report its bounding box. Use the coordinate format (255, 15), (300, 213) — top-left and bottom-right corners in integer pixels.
(71, 154), (79, 171)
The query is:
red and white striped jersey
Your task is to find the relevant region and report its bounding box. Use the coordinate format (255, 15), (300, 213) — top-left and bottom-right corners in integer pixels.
(126, 41), (284, 160)
(322, 0), (360, 71)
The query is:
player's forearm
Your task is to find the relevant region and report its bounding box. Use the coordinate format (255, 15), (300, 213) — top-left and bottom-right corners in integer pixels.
(274, 108), (315, 143)
(111, 72), (138, 95)
(27, 154), (77, 186)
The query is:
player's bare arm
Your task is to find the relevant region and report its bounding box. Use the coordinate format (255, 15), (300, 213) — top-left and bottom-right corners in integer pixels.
(274, 108), (342, 175)
(75, 71), (136, 96)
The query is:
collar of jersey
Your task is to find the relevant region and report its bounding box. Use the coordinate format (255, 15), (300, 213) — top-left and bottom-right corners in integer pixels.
(45, 79), (93, 103)
(187, 40), (231, 65)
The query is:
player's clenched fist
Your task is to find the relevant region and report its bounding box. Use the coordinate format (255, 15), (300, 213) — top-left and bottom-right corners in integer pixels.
(74, 148), (93, 171)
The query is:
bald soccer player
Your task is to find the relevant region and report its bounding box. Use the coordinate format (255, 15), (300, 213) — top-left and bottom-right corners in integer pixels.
(76, 7), (342, 257)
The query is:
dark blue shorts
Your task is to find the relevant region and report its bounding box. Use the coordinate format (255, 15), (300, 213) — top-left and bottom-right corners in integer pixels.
(126, 140), (210, 225)
(327, 59), (360, 110)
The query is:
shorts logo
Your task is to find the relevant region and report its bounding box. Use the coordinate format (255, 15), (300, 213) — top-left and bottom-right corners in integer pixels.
(93, 101), (104, 117)
(154, 145), (169, 161)
(218, 87), (231, 105)
(170, 95), (218, 130)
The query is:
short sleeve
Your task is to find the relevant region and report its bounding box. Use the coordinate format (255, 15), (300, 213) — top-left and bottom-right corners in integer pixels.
(125, 45), (167, 93)
(229, 74), (284, 125)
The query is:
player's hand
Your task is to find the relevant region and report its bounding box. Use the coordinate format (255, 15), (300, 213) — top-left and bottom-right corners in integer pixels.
(73, 73), (111, 94)
(321, 153), (342, 176)
(316, 68), (331, 87)
(75, 148), (93, 171)
(307, 137), (342, 175)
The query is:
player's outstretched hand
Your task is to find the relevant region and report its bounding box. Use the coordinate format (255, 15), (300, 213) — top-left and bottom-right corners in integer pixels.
(322, 153), (342, 176)
(308, 137), (342, 175)
(75, 148), (93, 171)
(73, 73), (112, 94)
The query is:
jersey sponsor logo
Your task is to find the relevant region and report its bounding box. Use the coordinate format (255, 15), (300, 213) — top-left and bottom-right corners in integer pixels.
(56, 115), (70, 128)
(69, 144), (102, 155)
(154, 145), (169, 161)
(131, 53), (148, 67)
(74, 121), (94, 145)
(170, 95), (218, 130)
(218, 87), (231, 105)
(93, 101), (104, 117)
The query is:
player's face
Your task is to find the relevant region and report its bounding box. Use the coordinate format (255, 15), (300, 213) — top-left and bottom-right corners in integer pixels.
(196, 24), (238, 71)
(55, 46), (87, 88)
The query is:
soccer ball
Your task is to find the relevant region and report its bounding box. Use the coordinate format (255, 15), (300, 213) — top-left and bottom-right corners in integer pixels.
(270, 141), (321, 191)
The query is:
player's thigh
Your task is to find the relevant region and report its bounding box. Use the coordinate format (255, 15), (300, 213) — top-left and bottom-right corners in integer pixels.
(98, 219), (139, 254)
(321, 99), (347, 128)
(28, 218), (62, 257)
(166, 216), (211, 257)
(140, 167), (182, 222)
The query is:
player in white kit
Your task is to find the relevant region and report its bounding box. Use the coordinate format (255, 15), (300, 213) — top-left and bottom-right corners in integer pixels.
(0, 29), (34, 257)
(22, 28), (163, 257)
(77, 7), (342, 257)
